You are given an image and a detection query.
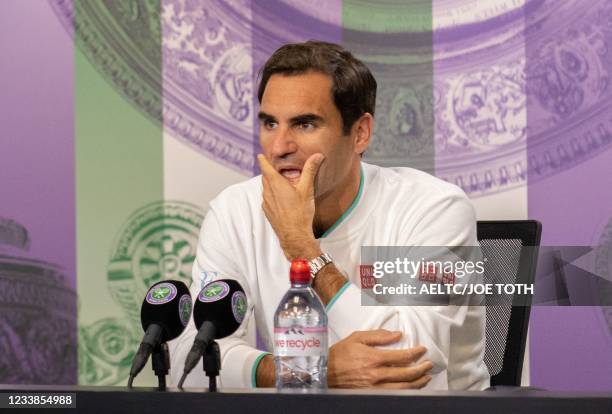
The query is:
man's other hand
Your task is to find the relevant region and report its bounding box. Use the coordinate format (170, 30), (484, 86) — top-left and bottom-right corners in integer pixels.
(328, 329), (433, 389)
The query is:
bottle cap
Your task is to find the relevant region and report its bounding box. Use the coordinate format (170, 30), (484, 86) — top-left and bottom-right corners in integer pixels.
(290, 259), (311, 284)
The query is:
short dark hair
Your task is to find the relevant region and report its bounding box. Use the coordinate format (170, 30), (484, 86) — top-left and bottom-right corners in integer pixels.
(257, 41), (377, 135)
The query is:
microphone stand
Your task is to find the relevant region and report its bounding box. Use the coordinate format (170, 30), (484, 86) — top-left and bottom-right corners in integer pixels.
(203, 341), (221, 392)
(151, 342), (170, 391)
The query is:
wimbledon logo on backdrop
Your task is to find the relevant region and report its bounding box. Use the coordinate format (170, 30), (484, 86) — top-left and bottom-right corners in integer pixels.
(77, 202), (204, 385)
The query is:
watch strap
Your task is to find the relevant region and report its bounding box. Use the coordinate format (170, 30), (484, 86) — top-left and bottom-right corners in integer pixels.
(309, 253), (333, 279)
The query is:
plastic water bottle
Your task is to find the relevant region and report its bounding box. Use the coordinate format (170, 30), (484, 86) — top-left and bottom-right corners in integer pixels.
(274, 259), (328, 389)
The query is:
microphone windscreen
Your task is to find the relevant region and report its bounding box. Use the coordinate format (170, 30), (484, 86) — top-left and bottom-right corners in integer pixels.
(193, 279), (247, 338)
(140, 280), (192, 342)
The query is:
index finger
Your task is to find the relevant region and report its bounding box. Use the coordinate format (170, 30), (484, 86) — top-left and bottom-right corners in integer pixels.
(296, 153), (324, 194)
(257, 154), (281, 181)
(373, 346), (428, 366)
(374, 361), (433, 384)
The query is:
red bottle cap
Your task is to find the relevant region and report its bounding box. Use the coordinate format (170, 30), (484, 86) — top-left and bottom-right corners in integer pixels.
(290, 259), (311, 284)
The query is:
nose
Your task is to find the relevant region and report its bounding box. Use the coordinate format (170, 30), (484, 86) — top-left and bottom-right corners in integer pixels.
(268, 126), (298, 159)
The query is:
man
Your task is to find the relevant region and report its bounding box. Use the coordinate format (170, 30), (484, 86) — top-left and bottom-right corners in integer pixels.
(170, 41), (490, 390)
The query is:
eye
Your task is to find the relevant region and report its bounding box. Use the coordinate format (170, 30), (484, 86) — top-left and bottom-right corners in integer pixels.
(263, 120), (278, 130)
(297, 121), (315, 131)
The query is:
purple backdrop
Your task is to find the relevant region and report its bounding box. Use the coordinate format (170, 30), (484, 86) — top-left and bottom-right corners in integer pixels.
(0, 0), (76, 384)
(1, 1), (75, 278)
(528, 154), (612, 391)
(526, 0), (612, 390)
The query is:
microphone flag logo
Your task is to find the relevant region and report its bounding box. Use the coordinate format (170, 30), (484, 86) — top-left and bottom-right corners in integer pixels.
(231, 291), (247, 323)
(198, 281), (230, 302)
(178, 294), (192, 326)
(146, 282), (177, 305)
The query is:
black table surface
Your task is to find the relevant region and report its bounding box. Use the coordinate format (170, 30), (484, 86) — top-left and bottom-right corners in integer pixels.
(1, 384), (612, 414)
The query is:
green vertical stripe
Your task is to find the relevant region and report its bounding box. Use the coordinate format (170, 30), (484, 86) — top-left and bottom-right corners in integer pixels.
(75, 0), (163, 386)
(343, 0), (433, 32)
(342, 0), (434, 173)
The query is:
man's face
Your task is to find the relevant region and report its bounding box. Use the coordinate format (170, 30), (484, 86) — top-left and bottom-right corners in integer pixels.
(258, 71), (358, 198)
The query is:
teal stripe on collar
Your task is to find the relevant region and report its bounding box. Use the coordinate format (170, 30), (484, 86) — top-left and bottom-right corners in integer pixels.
(321, 165), (365, 239)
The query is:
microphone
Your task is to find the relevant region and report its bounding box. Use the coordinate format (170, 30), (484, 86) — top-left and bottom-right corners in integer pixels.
(128, 280), (192, 388)
(178, 279), (248, 389)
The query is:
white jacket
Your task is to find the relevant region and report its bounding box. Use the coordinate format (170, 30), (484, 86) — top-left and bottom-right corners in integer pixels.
(169, 162), (490, 390)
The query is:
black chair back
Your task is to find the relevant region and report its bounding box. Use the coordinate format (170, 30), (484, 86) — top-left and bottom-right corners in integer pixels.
(477, 220), (541, 386)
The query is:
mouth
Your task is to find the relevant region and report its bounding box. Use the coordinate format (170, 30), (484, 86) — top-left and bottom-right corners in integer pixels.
(278, 168), (302, 184)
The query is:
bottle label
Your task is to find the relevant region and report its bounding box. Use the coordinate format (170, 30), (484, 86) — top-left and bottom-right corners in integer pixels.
(274, 327), (328, 357)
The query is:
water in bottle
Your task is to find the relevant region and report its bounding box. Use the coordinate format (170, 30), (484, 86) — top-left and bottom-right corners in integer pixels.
(274, 259), (328, 389)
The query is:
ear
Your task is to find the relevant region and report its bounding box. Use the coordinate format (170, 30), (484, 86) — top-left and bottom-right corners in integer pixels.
(352, 113), (374, 155)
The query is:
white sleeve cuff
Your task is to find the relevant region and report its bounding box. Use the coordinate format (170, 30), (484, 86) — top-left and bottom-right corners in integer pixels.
(219, 342), (270, 388)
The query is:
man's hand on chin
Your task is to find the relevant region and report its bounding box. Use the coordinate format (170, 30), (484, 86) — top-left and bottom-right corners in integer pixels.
(257, 153), (325, 261)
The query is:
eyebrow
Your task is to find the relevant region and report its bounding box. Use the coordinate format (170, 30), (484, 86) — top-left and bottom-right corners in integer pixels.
(258, 111), (276, 122)
(289, 113), (324, 125)
(257, 111), (324, 125)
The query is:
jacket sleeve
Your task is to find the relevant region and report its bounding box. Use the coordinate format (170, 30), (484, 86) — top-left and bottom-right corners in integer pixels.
(168, 205), (268, 389)
(326, 190), (490, 390)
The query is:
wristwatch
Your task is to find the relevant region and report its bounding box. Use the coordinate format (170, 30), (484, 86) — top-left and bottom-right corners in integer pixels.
(308, 253), (333, 279)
